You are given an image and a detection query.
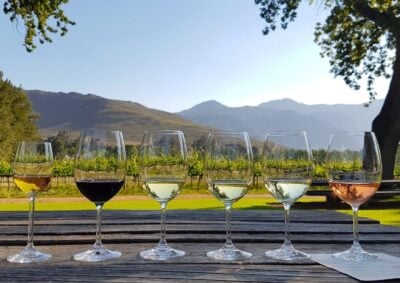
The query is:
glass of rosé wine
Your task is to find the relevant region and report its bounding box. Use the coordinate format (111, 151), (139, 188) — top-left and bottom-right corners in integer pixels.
(326, 131), (382, 261)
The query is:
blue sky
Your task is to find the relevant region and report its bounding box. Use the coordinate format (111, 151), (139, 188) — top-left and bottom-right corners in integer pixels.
(0, 0), (388, 112)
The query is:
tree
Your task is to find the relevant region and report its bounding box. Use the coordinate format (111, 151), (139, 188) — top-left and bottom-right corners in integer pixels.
(255, 0), (400, 179)
(0, 72), (39, 161)
(47, 131), (78, 159)
(3, 0), (74, 52)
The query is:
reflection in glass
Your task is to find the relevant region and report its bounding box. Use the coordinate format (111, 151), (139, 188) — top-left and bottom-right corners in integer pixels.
(206, 131), (253, 261)
(262, 131), (313, 261)
(140, 130), (187, 260)
(326, 131), (382, 261)
(73, 130), (126, 262)
(7, 141), (53, 263)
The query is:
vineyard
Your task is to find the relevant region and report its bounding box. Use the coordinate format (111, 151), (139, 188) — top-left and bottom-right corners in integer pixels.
(1, 148), (399, 198)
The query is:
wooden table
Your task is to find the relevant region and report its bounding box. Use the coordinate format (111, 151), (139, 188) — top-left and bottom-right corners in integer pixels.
(0, 209), (399, 282)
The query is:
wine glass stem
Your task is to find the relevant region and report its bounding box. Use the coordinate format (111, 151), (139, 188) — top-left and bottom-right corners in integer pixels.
(159, 201), (167, 246)
(283, 203), (292, 246)
(352, 206), (360, 247)
(94, 204), (103, 249)
(224, 202), (233, 248)
(26, 192), (36, 250)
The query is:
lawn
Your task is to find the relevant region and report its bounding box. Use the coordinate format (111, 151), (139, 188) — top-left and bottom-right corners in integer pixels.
(0, 194), (398, 227)
(338, 209), (400, 227)
(0, 194), (323, 211)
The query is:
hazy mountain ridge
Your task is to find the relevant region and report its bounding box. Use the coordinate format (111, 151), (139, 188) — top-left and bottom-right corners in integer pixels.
(26, 90), (213, 144)
(178, 98), (383, 149)
(26, 90), (383, 148)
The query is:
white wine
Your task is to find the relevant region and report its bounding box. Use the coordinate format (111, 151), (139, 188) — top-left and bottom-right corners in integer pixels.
(209, 180), (249, 203)
(14, 175), (51, 194)
(144, 179), (184, 202)
(265, 179), (311, 204)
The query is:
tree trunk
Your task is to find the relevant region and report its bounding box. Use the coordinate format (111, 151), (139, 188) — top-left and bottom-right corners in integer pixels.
(372, 45), (400, 179)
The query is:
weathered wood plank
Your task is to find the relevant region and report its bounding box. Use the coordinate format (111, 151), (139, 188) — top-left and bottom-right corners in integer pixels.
(1, 243), (399, 283)
(0, 210), (398, 282)
(0, 210), (380, 225)
(0, 222), (397, 235)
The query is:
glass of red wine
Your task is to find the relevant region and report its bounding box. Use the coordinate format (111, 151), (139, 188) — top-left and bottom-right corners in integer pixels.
(7, 141), (53, 263)
(73, 130), (126, 262)
(326, 131), (382, 261)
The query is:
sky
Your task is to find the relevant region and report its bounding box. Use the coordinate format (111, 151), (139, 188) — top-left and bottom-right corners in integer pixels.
(0, 0), (389, 112)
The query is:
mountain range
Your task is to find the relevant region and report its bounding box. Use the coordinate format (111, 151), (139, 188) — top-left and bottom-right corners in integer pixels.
(26, 90), (383, 148)
(177, 98), (383, 149)
(26, 90), (212, 144)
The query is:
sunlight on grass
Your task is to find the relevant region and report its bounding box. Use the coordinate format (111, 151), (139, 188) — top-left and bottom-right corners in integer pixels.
(338, 209), (400, 227)
(5, 194), (399, 229)
(0, 195), (325, 211)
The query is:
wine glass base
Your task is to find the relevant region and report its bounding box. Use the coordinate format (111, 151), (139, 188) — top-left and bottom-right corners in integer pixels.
(207, 246), (252, 261)
(265, 245), (310, 261)
(7, 247), (51, 263)
(140, 246), (185, 261)
(333, 248), (380, 261)
(73, 246), (121, 262)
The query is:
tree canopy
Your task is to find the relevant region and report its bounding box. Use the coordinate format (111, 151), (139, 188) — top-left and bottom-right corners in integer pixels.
(0, 72), (39, 161)
(3, 0), (74, 52)
(256, 0), (398, 101)
(255, 0), (400, 178)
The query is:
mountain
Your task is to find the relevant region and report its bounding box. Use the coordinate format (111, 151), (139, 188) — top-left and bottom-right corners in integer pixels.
(26, 90), (212, 144)
(178, 98), (384, 149)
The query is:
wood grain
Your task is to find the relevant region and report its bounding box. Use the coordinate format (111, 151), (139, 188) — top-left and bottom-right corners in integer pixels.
(0, 210), (398, 282)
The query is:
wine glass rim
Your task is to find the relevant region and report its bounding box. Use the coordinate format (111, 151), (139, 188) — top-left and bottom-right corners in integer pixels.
(265, 130), (307, 136)
(208, 131), (249, 136)
(18, 141), (51, 145)
(80, 129), (123, 134)
(330, 130), (376, 136)
(147, 129), (184, 134)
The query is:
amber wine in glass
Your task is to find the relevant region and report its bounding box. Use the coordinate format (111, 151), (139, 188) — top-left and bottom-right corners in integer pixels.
(7, 141), (53, 263)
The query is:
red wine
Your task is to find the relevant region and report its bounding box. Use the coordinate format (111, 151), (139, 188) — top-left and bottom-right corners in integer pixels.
(76, 179), (124, 204)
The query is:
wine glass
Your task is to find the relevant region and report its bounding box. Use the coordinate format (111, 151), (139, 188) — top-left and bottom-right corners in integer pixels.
(140, 130), (188, 260)
(205, 131), (253, 261)
(7, 141), (54, 263)
(326, 131), (382, 261)
(73, 130), (126, 262)
(262, 131), (313, 261)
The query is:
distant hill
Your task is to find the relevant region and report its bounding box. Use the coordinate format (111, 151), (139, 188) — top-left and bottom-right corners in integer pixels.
(178, 99), (384, 149)
(26, 90), (213, 144)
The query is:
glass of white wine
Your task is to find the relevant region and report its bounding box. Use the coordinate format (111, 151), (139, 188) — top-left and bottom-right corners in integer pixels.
(140, 130), (188, 260)
(326, 131), (382, 261)
(7, 141), (54, 263)
(205, 131), (253, 261)
(262, 131), (313, 261)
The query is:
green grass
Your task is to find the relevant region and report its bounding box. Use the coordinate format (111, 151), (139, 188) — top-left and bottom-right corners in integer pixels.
(0, 195), (324, 211)
(2, 194), (399, 228)
(338, 209), (400, 227)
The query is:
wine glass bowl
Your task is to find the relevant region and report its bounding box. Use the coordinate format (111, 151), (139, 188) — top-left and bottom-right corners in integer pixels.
(262, 131), (313, 261)
(140, 130), (188, 260)
(326, 131), (382, 261)
(73, 130), (126, 262)
(206, 131), (253, 261)
(7, 141), (53, 263)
